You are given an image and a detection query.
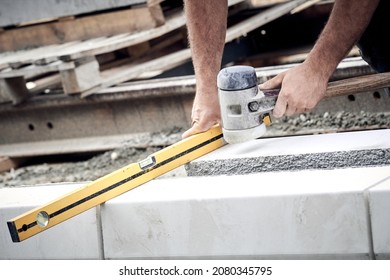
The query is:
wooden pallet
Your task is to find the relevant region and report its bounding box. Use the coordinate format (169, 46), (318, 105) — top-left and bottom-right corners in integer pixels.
(0, 0), (148, 28)
(0, 0), (319, 105)
(0, 0), (165, 52)
(0, 7), (184, 104)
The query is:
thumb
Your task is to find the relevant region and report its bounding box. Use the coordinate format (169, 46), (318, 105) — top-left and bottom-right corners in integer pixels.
(181, 122), (207, 139)
(259, 73), (284, 90)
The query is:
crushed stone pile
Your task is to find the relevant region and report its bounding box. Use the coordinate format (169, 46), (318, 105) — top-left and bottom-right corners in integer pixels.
(1, 111), (389, 188)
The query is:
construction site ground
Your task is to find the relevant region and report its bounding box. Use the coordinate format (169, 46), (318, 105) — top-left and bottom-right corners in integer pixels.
(2, 110), (389, 188)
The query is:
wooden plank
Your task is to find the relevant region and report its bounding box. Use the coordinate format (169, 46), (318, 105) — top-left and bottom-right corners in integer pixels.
(0, 0), (319, 98)
(0, 61), (73, 79)
(291, 0), (322, 14)
(0, 156), (23, 173)
(82, 0), (313, 97)
(0, 0), (146, 27)
(0, 0), (243, 63)
(247, 0), (294, 8)
(59, 11), (187, 61)
(0, 64), (10, 71)
(226, 0), (309, 42)
(0, 76), (30, 105)
(28, 74), (62, 95)
(99, 75), (196, 96)
(240, 45), (361, 67)
(0, 82), (11, 103)
(0, 44), (68, 68)
(81, 48), (192, 97)
(19, 30), (183, 93)
(92, 57), (371, 97)
(0, 6), (159, 52)
(147, 0), (166, 26)
(60, 57), (101, 94)
(0, 8), (175, 67)
(247, 0), (333, 8)
(59, 0), (246, 61)
(326, 72), (390, 98)
(0, 38), (112, 68)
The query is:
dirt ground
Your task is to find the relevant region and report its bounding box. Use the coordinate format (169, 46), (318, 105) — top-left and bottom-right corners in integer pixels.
(1, 111), (389, 188)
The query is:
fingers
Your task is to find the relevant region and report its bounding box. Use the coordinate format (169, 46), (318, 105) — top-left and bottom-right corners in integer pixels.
(273, 89), (309, 117)
(261, 65), (326, 118)
(285, 103), (298, 117)
(259, 73), (284, 90)
(181, 120), (217, 139)
(272, 93), (287, 118)
(260, 73), (289, 118)
(274, 102), (312, 117)
(273, 97), (310, 117)
(181, 123), (202, 139)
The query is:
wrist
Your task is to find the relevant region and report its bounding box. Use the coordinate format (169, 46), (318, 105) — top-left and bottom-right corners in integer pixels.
(304, 54), (337, 82)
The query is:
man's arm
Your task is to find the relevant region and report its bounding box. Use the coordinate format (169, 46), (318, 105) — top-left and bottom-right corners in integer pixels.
(260, 0), (381, 117)
(181, 0), (228, 138)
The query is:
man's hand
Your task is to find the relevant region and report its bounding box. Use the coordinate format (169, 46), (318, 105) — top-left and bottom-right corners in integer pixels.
(181, 86), (221, 138)
(259, 0), (380, 119)
(259, 63), (328, 118)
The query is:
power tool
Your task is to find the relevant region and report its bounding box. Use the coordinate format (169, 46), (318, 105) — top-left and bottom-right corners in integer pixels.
(217, 65), (390, 144)
(217, 65), (277, 143)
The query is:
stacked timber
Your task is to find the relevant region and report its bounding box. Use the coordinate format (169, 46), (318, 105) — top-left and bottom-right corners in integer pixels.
(0, 0), (332, 105)
(0, 0), (180, 104)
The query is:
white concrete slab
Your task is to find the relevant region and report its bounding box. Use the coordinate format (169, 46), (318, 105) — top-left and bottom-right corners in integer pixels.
(208, 129), (390, 158)
(186, 129), (390, 176)
(0, 183), (102, 260)
(368, 176), (390, 260)
(101, 166), (390, 259)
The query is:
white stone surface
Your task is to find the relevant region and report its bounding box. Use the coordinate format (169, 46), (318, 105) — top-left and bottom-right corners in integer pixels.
(368, 176), (390, 260)
(101, 166), (390, 259)
(195, 129), (390, 160)
(0, 183), (102, 260)
(1, 166), (389, 260)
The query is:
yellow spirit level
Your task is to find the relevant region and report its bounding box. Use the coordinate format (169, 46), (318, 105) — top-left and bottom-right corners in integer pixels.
(7, 125), (225, 242)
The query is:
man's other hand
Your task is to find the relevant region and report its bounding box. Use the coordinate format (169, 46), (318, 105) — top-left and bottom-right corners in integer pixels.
(182, 87), (221, 138)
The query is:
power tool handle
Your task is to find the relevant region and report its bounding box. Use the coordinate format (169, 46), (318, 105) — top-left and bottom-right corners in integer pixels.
(325, 72), (390, 98)
(263, 72), (390, 101)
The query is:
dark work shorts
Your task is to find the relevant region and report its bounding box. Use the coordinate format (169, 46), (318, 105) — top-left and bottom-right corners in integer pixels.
(357, 0), (390, 73)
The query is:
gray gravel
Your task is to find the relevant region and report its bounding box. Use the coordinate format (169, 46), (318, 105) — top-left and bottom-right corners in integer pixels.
(267, 111), (390, 135)
(1, 110), (389, 188)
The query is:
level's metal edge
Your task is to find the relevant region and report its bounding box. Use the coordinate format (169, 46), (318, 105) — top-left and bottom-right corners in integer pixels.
(7, 221), (20, 243)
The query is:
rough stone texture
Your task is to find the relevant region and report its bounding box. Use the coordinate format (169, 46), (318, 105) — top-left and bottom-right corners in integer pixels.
(268, 111), (390, 136)
(186, 129), (390, 176)
(186, 149), (390, 176)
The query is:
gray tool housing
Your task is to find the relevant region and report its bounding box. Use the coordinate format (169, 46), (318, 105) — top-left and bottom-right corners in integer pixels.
(217, 65), (268, 143)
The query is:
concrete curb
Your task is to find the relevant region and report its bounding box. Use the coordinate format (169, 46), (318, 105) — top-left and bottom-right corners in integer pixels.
(186, 129), (390, 176)
(1, 166), (389, 259)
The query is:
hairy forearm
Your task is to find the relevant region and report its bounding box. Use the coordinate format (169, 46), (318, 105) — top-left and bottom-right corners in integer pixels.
(305, 0), (380, 79)
(184, 0), (228, 89)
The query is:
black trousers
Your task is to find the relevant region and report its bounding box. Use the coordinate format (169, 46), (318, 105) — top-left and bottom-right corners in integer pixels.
(357, 0), (390, 73)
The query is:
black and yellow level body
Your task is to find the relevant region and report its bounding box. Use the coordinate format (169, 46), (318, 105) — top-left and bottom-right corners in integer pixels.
(7, 125), (225, 242)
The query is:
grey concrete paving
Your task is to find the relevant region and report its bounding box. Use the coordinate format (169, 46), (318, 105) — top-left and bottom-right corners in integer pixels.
(186, 129), (390, 176)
